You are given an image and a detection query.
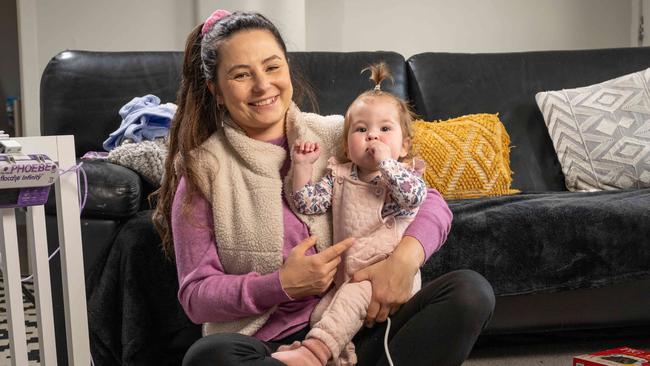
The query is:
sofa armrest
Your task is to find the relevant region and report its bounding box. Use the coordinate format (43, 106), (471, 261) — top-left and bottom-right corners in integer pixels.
(45, 160), (142, 219)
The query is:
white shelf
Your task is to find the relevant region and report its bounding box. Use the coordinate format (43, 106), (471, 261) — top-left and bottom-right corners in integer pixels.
(0, 135), (89, 366)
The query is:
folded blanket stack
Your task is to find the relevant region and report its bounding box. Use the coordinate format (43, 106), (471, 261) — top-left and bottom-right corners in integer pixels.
(103, 94), (175, 185)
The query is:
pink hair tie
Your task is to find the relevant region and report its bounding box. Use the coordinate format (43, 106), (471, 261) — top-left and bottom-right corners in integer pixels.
(201, 9), (232, 35)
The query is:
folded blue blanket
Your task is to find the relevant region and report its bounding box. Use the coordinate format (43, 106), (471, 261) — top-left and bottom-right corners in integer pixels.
(103, 94), (176, 151)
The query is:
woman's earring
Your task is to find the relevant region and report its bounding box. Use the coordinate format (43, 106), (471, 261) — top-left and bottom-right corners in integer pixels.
(216, 103), (224, 128)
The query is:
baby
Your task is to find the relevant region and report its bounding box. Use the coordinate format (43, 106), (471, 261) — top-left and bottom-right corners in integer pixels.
(272, 63), (427, 366)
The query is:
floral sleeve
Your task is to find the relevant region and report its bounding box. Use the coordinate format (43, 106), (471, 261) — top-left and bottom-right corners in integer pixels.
(292, 171), (335, 214)
(378, 159), (426, 209)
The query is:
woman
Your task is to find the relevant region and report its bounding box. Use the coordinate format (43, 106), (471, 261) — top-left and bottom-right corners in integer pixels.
(153, 9), (495, 366)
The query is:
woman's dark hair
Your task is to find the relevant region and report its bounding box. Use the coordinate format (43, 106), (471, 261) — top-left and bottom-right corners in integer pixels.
(152, 12), (315, 258)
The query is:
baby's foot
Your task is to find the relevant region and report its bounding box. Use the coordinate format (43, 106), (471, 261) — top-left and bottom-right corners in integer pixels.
(272, 346), (323, 366)
(271, 338), (331, 366)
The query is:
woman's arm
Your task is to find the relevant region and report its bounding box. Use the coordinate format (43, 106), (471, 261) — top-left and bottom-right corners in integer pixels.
(403, 188), (453, 261)
(173, 176), (353, 323)
(352, 188), (452, 326)
(172, 177), (291, 324)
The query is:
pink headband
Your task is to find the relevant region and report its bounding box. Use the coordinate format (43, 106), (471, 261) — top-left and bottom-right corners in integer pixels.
(201, 9), (232, 35)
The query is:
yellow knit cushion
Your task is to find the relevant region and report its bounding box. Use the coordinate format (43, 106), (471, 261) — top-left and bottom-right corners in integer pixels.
(412, 114), (519, 200)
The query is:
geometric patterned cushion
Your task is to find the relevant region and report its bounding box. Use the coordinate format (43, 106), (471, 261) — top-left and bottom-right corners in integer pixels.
(536, 68), (650, 191)
(412, 114), (519, 200)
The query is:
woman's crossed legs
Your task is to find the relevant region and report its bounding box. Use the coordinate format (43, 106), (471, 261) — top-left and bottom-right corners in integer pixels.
(183, 270), (495, 366)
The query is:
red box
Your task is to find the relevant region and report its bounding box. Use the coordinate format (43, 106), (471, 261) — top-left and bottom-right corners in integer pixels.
(574, 347), (650, 366)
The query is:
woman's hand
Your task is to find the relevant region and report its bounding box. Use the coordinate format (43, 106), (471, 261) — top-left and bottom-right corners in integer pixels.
(352, 236), (424, 327)
(279, 236), (355, 299)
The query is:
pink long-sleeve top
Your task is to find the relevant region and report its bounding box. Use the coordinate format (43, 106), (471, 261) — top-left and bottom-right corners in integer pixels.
(171, 135), (453, 341)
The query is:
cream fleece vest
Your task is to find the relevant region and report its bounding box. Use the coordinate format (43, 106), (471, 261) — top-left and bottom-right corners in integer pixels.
(188, 103), (343, 337)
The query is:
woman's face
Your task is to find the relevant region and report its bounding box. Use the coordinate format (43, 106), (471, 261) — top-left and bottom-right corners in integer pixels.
(213, 29), (293, 141)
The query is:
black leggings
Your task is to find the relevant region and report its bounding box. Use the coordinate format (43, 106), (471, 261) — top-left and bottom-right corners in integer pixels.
(183, 270), (495, 366)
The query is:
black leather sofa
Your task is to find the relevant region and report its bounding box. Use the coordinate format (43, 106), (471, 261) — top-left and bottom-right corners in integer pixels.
(40, 48), (650, 365)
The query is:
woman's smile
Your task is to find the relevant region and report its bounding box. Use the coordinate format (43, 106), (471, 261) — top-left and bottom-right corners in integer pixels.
(249, 95), (278, 107)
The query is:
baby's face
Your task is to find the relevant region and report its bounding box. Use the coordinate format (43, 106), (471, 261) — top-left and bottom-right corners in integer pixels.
(346, 96), (408, 172)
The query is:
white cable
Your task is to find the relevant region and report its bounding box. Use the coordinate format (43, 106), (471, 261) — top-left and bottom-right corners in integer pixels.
(384, 317), (394, 366)
(57, 162), (88, 211)
(20, 247), (60, 283)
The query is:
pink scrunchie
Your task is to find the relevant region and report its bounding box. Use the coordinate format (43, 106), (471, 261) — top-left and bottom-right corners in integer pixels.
(201, 9), (232, 35)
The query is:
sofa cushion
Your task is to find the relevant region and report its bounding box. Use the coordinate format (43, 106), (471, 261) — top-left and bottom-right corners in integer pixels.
(41, 51), (183, 157)
(289, 51), (407, 115)
(536, 68), (650, 191)
(421, 188), (650, 296)
(412, 114), (519, 199)
(407, 47), (650, 192)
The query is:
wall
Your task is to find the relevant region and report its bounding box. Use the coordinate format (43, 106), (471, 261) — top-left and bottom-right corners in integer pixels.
(18, 0), (193, 136)
(17, 0), (636, 137)
(0, 0), (21, 134)
(306, 0), (633, 56)
(632, 0), (650, 47)
(34, 0), (193, 74)
(197, 0), (306, 51)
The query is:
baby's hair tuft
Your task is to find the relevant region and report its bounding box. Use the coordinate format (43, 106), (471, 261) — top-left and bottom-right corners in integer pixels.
(362, 62), (394, 91)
